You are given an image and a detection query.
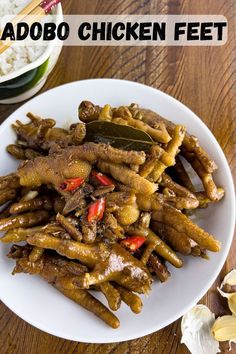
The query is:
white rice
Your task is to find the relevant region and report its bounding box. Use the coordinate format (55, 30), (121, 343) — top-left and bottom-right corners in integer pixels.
(0, 0), (53, 77)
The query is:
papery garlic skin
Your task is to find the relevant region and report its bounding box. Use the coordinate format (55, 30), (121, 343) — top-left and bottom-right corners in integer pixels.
(220, 269), (236, 287)
(218, 269), (236, 315)
(181, 305), (220, 354)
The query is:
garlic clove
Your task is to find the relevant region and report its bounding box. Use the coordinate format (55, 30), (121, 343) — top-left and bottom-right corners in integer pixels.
(21, 190), (39, 202)
(181, 305), (220, 354)
(212, 315), (236, 342)
(228, 293), (236, 316)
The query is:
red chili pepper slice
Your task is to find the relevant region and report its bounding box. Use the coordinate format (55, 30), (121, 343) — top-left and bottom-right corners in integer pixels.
(91, 170), (114, 186)
(120, 236), (146, 251)
(60, 177), (84, 191)
(87, 197), (106, 223)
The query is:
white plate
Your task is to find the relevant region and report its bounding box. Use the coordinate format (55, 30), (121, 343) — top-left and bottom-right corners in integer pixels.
(0, 79), (235, 343)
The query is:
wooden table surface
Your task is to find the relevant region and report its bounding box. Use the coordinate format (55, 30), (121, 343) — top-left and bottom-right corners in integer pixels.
(0, 1), (235, 353)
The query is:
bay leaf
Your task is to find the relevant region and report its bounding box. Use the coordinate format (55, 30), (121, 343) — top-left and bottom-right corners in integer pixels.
(85, 121), (154, 152)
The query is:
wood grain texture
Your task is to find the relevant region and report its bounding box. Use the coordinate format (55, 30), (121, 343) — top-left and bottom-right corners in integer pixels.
(0, 0), (235, 353)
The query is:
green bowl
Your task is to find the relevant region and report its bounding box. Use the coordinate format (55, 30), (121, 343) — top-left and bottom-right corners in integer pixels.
(0, 59), (49, 100)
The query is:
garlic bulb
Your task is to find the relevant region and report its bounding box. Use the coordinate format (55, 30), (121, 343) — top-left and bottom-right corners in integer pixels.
(181, 305), (220, 354)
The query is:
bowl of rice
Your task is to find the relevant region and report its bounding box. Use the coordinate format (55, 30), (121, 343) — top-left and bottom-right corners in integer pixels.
(0, 0), (63, 104)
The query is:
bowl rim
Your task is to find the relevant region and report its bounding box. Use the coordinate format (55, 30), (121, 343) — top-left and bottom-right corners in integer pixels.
(0, 79), (235, 343)
(0, 3), (63, 84)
